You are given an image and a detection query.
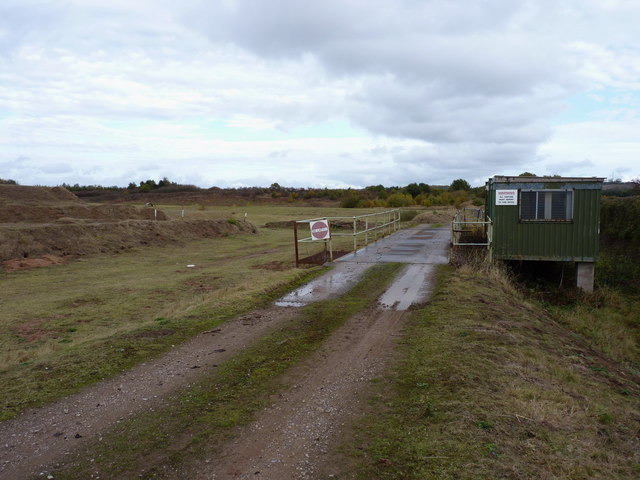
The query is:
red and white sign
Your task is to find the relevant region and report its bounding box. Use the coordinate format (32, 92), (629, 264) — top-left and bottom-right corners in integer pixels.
(310, 220), (330, 240)
(496, 189), (518, 205)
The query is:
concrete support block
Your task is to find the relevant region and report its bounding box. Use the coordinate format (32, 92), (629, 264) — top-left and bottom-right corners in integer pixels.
(576, 262), (595, 293)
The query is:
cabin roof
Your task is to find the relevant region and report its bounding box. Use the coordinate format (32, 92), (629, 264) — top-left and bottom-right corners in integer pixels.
(490, 176), (605, 183)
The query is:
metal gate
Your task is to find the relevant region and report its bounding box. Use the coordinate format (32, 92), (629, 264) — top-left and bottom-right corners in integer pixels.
(294, 209), (401, 267)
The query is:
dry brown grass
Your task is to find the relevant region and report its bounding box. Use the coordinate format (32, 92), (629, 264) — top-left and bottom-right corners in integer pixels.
(413, 206), (457, 224)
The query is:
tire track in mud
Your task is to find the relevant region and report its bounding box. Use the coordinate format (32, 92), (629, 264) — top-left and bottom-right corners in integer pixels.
(0, 307), (299, 479)
(189, 307), (407, 480)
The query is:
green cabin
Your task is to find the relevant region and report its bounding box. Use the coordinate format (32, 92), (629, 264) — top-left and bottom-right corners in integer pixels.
(485, 176), (605, 291)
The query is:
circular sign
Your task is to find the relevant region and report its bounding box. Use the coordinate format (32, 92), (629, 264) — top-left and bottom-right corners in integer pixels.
(310, 220), (330, 240)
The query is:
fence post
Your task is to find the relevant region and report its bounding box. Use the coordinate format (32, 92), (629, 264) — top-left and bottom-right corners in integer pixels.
(353, 216), (357, 251)
(365, 218), (369, 245)
(294, 221), (299, 268)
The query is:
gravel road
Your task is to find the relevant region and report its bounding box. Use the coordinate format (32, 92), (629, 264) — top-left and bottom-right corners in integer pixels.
(189, 307), (406, 479)
(0, 307), (299, 479)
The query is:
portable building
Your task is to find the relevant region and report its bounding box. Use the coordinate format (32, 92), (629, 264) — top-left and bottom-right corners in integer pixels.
(485, 176), (605, 291)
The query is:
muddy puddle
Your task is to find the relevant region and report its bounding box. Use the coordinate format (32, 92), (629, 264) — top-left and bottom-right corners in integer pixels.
(276, 225), (449, 310)
(275, 263), (371, 307)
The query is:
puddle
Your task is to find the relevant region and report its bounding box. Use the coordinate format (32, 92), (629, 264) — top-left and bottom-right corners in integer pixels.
(275, 263), (371, 307)
(378, 264), (436, 310)
(276, 225), (450, 309)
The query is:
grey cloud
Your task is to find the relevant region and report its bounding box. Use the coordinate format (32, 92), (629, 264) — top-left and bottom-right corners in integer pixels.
(190, 0), (572, 167)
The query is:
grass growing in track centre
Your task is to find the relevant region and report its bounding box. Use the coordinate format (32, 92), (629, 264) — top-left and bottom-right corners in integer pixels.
(48, 263), (404, 479)
(347, 263), (639, 479)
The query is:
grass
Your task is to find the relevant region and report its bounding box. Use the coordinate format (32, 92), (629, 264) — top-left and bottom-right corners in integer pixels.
(155, 203), (395, 226)
(345, 263), (640, 479)
(0, 227), (321, 421)
(549, 287), (640, 371)
(512, 250), (640, 374)
(0, 203), (417, 420)
(48, 262), (404, 479)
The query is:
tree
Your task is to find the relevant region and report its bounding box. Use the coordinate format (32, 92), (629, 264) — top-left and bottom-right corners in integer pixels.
(404, 182), (422, 198)
(449, 178), (471, 192)
(518, 172), (536, 177)
(418, 182), (431, 195)
(157, 177), (172, 188)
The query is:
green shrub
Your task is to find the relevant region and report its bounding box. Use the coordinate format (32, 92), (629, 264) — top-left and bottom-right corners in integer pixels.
(340, 195), (360, 208)
(601, 196), (640, 245)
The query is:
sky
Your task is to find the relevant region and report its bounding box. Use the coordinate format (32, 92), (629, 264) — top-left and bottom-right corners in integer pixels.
(1, 0), (639, 189)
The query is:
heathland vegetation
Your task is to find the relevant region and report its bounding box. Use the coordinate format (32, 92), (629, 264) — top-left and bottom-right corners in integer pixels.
(46, 177), (485, 209)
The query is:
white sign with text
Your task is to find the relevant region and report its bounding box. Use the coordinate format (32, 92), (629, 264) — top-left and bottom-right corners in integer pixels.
(496, 190), (518, 205)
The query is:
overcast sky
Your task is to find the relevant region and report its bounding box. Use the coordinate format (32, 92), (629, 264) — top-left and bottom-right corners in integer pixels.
(1, 0), (639, 188)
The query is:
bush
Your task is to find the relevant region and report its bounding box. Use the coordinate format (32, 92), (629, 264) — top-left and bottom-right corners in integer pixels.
(601, 196), (640, 245)
(386, 193), (414, 207)
(340, 196), (360, 208)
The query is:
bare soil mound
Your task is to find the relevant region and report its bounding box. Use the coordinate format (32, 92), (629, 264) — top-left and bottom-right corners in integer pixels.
(0, 185), (254, 266)
(0, 184), (80, 205)
(0, 219), (257, 264)
(2, 254), (67, 271)
(0, 204), (169, 223)
(0, 184), (168, 223)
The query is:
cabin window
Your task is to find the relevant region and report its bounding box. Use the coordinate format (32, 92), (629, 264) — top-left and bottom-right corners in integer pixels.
(520, 190), (573, 221)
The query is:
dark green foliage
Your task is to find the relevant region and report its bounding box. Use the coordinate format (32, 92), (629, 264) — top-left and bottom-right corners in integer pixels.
(449, 178), (471, 192)
(341, 194), (360, 208)
(404, 183), (431, 198)
(600, 196), (640, 245)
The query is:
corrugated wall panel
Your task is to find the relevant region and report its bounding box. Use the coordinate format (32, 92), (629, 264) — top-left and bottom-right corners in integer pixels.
(488, 180), (601, 261)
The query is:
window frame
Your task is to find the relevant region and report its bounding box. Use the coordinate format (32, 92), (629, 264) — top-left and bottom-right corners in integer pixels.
(519, 189), (574, 222)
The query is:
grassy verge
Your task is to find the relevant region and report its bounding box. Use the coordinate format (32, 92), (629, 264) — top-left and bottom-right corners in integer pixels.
(347, 264), (639, 479)
(47, 262), (403, 479)
(545, 248), (640, 373)
(0, 229), (322, 421)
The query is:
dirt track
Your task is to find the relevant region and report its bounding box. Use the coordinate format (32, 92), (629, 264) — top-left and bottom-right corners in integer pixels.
(0, 307), (299, 479)
(191, 308), (406, 479)
(1, 226), (449, 479)
(0, 292), (409, 480)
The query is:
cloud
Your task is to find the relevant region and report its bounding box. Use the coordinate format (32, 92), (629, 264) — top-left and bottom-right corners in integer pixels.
(1, 0), (640, 187)
(188, 0), (575, 173)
